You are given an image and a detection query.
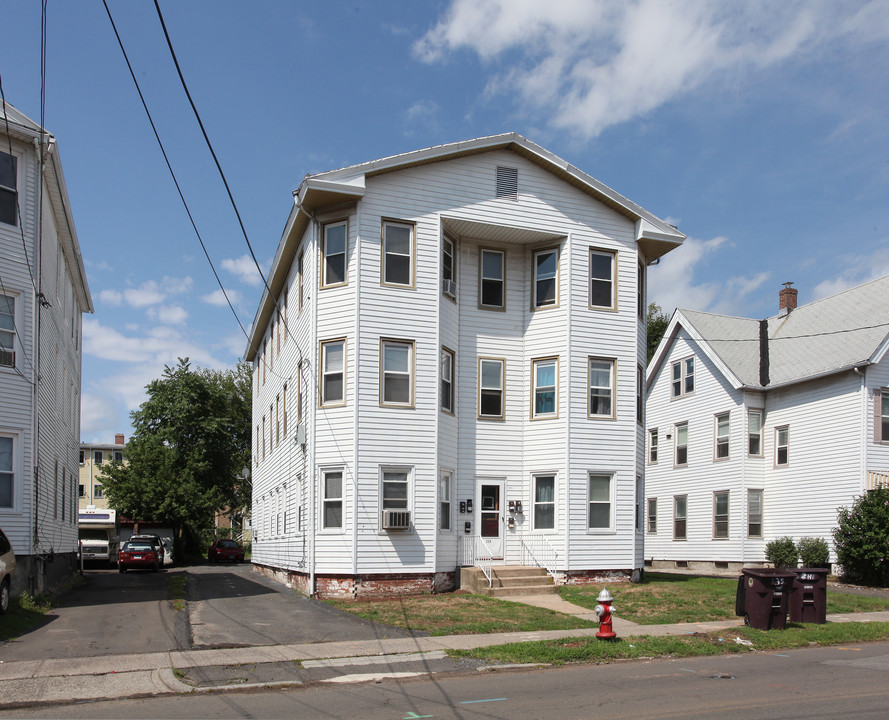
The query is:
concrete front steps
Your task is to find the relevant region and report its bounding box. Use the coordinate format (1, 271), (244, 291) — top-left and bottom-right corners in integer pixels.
(459, 565), (555, 597)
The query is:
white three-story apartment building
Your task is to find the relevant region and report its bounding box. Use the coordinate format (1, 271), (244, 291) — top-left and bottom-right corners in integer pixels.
(246, 134), (683, 598)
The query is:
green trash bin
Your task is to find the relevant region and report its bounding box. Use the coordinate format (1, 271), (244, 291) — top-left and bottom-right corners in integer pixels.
(738, 568), (796, 630)
(789, 568), (828, 624)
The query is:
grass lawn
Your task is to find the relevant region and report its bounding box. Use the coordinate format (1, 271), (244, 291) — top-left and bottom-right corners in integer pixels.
(558, 572), (889, 625)
(325, 593), (597, 636)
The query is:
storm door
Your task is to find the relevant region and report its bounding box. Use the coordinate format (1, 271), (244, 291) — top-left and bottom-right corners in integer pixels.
(478, 480), (505, 559)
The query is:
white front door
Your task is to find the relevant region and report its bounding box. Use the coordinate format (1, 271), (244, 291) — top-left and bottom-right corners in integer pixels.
(478, 480), (505, 559)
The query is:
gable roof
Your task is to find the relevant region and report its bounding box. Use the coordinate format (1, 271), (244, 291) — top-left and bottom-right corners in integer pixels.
(648, 275), (889, 390)
(246, 132), (685, 361)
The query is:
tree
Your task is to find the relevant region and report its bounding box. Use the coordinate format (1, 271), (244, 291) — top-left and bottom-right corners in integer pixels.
(646, 302), (671, 365)
(833, 486), (889, 586)
(101, 358), (252, 553)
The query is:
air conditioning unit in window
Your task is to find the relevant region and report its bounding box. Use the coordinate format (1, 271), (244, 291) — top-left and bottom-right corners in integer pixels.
(382, 509), (411, 530)
(441, 279), (457, 298)
(0, 348), (14, 368)
(296, 422), (306, 446)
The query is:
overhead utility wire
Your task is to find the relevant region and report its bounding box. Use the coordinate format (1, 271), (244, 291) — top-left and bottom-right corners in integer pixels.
(102, 0), (249, 343)
(686, 321), (889, 343)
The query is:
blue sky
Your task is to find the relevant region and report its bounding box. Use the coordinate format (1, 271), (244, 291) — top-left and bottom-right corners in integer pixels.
(2, 1), (888, 443)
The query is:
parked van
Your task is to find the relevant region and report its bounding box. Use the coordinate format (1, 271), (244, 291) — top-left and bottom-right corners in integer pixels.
(78, 507), (120, 567)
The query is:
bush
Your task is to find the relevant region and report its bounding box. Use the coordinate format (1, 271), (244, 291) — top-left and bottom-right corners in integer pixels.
(834, 486), (889, 586)
(798, 537), (830, 568)
(765, 536), (798, 568)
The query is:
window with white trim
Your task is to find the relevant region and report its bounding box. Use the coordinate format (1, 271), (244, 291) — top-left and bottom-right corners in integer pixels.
(320, 339), (345, 406)
(876, 389), (889, 442)
(589, 249), (615, 309)
(715, 413), (730, 460)
(532, 357), (557, 418)
(322, 221), (347, 287)
(441, 347), (455, 414)
(775, 426), (789, 466)
(298, 251), (305, 312)
(587, 474), (612, 530)
(381, 339), (413, 407)
(381, 467), (409, 514)
(94, 450), (104, 465)
(637, 260), (645, 320)
(479, 249), (505, 309)
(675, 423), (689, 466)
(713, 491), (729, 539)
(478, 357), (504, 418)
(533, 474), (555, 530)
(442, 236), (456, 296)
(0, 435), (13, 508)
(533, 248), (558, 308)
(637, 365), (644, 423)
(647, 497), (657, 533)
(648, 428), (658, 463)
(635, 475), (643, 532)
(674, 495), (687, 539)
(0, 294), (15, 368)
(588, 358), (614, 417)
(0, 150), (17, 226)
(671, 356), (695, 398)
(747, 489), (763, 537)
(382, 220), (414, 287)
(439, 471), (452, 531)
(322, 469), (343, 529)
(748, 410), (763, 456)
(94, 485), (104, 499)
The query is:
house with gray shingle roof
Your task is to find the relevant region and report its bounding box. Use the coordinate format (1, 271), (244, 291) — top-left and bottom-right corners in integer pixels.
(643, 278), (889, 571)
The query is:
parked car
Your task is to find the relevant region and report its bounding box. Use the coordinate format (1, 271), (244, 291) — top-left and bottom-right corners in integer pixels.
(128, 534), (165, 564)
(0, 528), (15, 614)
(118, 540), (160, 573)
(208, 539), (246, 563)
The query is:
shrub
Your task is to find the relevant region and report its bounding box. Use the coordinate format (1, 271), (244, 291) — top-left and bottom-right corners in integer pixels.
(798, 537), (830, 568)
(765, 536), (798, 568)
(833, 486), (889, 586)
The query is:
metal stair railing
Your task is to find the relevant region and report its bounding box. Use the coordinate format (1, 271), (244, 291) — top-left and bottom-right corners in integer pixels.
(520, 533), (558, 583)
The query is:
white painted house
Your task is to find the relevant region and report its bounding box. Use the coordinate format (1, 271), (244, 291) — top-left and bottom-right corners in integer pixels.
(246, 133), (684, 598)
(644, 279), (889, 572)
(1, 101), (93, 596)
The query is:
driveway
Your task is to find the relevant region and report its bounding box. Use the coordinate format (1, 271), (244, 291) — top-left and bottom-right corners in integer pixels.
(0, 563), (416, 661)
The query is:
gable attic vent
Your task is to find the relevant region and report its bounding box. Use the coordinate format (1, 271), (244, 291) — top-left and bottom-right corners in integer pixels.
(495, 166), (518, 200)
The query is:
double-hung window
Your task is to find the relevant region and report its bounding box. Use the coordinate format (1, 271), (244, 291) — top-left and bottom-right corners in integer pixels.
(648, 429), (659, 463)
(713, 491), (729, 538)
(533, 474), (555, 530)
(671, 357), (695, 398)
(0, 435), (13, 508)
(876, 389), (889, 442)
(533, 248), (558, 308)
(589, 249), (615, 309)
(532, 357), (557, 418)
(441, 347), (455, 414)
(322, 221), (347, 287)
(94, 450), (104, 465)
(382, 220), (414, 287)
(775, 426), (789, 466)
(715, 413), (730, 460)
(320, 339), (345, 406)
(587, 474), (612, 530)
(439, 471), (452, 531)
(748, 410), (763, 456)
(0, 294), (15, 368)
(588, 358), (614, 417)
(675, 423), (689, 466)
(322, 470), (343, 529)
(747, 489), (763, 537)
(674, 495), (687, 539)
(647, 497), (657, 533)
(0, 150), (17, 226)
(442, 236), (456, 297)
(381, 339), (414, 406)
(382, 467), (409, 516)
(478, 358), (505, 418)
(479, 249), (505, 309)
(297, 251), (304, 311)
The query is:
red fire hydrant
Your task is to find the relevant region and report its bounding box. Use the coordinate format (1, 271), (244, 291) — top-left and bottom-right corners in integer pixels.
(594, 588), (617, 640)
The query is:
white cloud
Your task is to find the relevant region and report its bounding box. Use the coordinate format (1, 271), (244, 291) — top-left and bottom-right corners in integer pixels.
(147, 304), (189, 326)
(222, 255), (265, 286)
(811, 244), (889, 301)
(82, 318), (221, 367)
(203, 288), (243, 307)
(415, 0), (885, 138)
(122, 280), (166, 308)
(404, 100), (442, 134)
(649, 235), (770, 316)
(99, 289), (123, 306)
(80, 392), (120, 443)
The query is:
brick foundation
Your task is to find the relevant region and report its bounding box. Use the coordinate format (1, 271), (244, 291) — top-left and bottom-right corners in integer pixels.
(560, 568), (634, 585)
(252, 564), (457, 599)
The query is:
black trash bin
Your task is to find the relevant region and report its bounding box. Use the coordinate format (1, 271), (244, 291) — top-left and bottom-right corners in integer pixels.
(737, 568), (796, 630)
(789, 568), (828, 624)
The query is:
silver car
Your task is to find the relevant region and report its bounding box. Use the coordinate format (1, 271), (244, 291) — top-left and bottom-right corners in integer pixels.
(0, 527), (15, 614)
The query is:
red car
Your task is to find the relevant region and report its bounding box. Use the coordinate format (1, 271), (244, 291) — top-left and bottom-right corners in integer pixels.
(118, 540), (160, 573)
(208, 539), (245, 563)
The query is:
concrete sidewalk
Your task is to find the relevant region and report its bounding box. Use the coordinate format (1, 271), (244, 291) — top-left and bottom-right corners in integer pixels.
(2, 599), (889, 710)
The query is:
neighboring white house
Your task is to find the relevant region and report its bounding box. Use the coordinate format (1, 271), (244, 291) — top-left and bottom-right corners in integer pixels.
(644, 279), (889, 572)
(246, 133), (684, 598)
(1, 101), (93, 596)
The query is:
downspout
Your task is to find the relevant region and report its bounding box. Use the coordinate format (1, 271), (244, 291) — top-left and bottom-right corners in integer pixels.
(31, 136), (46, 562)
(352, 202), (361, 581)
(853, 366), (867, 493)
(307, 208), (318, 597)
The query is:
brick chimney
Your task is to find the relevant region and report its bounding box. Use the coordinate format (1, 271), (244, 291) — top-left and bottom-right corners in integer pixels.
(115, 433), (125, 445)
(779, 282), (798, 316)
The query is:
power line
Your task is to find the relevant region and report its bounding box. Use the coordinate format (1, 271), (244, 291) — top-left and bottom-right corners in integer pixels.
(685, 321), (889, 344)
(102, 0), (249, 343)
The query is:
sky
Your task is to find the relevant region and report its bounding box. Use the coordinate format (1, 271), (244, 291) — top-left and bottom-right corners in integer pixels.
(2, 0), (888, 443)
